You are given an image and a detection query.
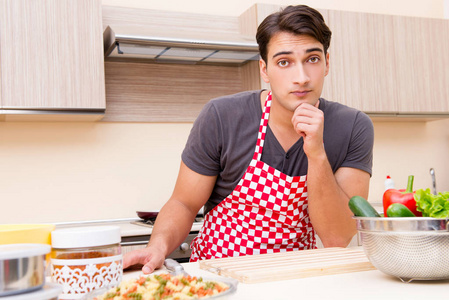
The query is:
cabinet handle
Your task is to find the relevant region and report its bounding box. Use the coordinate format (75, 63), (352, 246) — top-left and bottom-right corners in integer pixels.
(121, 241), (148, 246)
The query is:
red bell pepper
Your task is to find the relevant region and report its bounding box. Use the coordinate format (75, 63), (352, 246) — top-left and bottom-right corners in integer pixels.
(383, 175), (422, 217)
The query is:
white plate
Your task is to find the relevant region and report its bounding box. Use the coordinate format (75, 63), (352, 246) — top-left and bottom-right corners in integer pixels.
(82, 275), (238, 300)
(0, 283), (62, 300)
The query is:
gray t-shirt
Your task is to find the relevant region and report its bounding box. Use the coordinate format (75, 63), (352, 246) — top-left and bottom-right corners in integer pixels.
(182, 90), (374, 215)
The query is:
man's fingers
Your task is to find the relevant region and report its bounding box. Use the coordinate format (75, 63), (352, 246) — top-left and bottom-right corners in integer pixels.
(295, 102), (318, 113)
(142, 263), (153, 274)
(123, 249), (150, 269)
(123, 253), (138, 269)
(292, 103), (320, 125)
(293, 115), (316, 125)
(123, 247), (166, 273)
(142, 261), (157, 274)
(142, 256), (165, 274)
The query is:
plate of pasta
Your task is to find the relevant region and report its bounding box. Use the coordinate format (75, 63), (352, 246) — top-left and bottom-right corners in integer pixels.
(82, 273), (238, 300)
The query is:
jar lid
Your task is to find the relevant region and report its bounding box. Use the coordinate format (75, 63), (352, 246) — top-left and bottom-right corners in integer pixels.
(51, 226), (121, 248)
(0, 243), (51, 260)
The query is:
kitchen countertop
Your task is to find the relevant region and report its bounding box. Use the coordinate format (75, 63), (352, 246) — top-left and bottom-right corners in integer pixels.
(122, 254), (449, 300)
(52, 219), (448, 299)
(117, 221), (204, 237)
(54, 218), (204, 237)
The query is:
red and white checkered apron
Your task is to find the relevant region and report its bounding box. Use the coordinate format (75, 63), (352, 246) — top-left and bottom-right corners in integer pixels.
(190, 91), (316, 261)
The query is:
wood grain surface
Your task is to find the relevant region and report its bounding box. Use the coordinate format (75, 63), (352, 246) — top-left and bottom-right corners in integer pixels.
(199, 247), (375, 283)
(0, 0), (105, 110)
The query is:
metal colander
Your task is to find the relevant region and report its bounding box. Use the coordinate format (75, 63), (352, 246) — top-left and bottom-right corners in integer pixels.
(354, 217), (449, 282)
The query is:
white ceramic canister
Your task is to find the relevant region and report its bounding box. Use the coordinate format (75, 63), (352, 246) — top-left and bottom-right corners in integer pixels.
(50, 226), (122, 300)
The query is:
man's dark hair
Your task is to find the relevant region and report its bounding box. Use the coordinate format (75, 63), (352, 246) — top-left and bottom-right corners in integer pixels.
(256, 5), (332, 63)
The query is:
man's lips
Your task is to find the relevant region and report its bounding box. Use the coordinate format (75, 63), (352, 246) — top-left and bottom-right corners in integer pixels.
(291, 90), (311, 97)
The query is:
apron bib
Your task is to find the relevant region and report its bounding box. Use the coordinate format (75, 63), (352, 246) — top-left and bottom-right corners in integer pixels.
(190, 91), (316, 261)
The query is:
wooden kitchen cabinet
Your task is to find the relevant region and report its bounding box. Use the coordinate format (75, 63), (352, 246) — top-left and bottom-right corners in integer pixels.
(245, 4), (449, 119)
(393, 16), (449, 114)
(327, 10), (449, 116)
(99, 4), (449, 122)
(101, 6), (261, 122)
(0, 0), (106, 121)
(324, 10), (398, 113)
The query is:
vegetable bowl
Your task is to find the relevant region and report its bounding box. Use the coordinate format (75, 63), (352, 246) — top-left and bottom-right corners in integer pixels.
(354, 217), (449, 282)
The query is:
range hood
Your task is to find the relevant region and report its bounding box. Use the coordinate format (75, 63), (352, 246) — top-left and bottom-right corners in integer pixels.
(103, 26), (260, 65)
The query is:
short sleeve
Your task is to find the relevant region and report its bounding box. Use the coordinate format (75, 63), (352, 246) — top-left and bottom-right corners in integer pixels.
(340, 111), (374, 176)
(181, 101), (222, 176)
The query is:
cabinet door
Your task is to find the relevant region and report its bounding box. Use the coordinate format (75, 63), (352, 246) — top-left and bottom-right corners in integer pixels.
(325, 10), (398, 113)
(0, 0), (105, 110)
(393, 16), (449, 113)
(326, 10), (449, 115)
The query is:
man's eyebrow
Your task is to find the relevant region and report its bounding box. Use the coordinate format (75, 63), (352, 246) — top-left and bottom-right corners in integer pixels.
(306, 47), (323, 53)
(272, 51), (293, 59)
(272, 47), (324, 59)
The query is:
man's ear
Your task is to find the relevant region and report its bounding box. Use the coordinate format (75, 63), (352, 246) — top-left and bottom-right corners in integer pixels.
(259, 59), (270, 83)
(325, 52), (330, 76)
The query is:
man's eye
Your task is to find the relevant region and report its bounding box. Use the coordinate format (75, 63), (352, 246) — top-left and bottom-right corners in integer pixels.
(309, 57), (320, 63)
(277, 60), (289, 67)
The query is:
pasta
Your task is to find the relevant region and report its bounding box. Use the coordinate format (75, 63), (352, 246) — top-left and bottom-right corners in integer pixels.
(93, 273), (230, 300)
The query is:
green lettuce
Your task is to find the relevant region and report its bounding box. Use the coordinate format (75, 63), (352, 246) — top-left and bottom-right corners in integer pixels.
(415, 188), (449, 218)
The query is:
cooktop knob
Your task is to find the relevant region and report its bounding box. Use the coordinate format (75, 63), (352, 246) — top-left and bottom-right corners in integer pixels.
(179, 242), (189, 252)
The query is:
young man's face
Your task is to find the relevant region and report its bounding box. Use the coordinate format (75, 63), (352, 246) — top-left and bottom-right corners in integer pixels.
(260, 31), (329, 112)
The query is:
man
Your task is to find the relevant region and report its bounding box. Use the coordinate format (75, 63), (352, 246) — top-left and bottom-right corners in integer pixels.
(124, 5), (374, 273)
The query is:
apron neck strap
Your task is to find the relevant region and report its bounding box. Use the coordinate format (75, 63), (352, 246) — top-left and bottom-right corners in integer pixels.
(252, 91), (272, 161)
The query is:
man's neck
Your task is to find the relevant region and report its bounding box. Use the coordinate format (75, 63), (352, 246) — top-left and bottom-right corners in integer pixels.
(261, 91), (301, 152)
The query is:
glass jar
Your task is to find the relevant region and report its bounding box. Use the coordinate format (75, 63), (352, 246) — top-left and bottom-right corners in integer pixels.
(50, 226), (122, 300)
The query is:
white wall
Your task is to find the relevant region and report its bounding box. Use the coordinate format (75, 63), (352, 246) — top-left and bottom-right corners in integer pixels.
(1, 0), (447, 223)
(445, 0), (449, 18)
(0, 123), (191, 222)
(371, 119), (449, 207)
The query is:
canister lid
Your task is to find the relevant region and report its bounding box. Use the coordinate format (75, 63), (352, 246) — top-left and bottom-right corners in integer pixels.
(0, 243), (51, 260)
(51, 226), (121, 248)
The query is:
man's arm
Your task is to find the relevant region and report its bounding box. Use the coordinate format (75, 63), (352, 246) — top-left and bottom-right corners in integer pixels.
(291, 102), (371, 247)
(307, 162), (369, 247)
(123, 161), (217, 273)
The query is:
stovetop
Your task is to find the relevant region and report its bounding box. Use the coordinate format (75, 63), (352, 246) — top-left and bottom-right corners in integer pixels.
(131, 216), (205, 228)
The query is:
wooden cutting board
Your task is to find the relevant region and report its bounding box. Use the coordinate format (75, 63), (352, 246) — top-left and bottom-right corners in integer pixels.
(199, 247), (375, 283)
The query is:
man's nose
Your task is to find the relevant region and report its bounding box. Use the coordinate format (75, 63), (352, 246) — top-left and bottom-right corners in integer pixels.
(293, 64), (310, 85)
